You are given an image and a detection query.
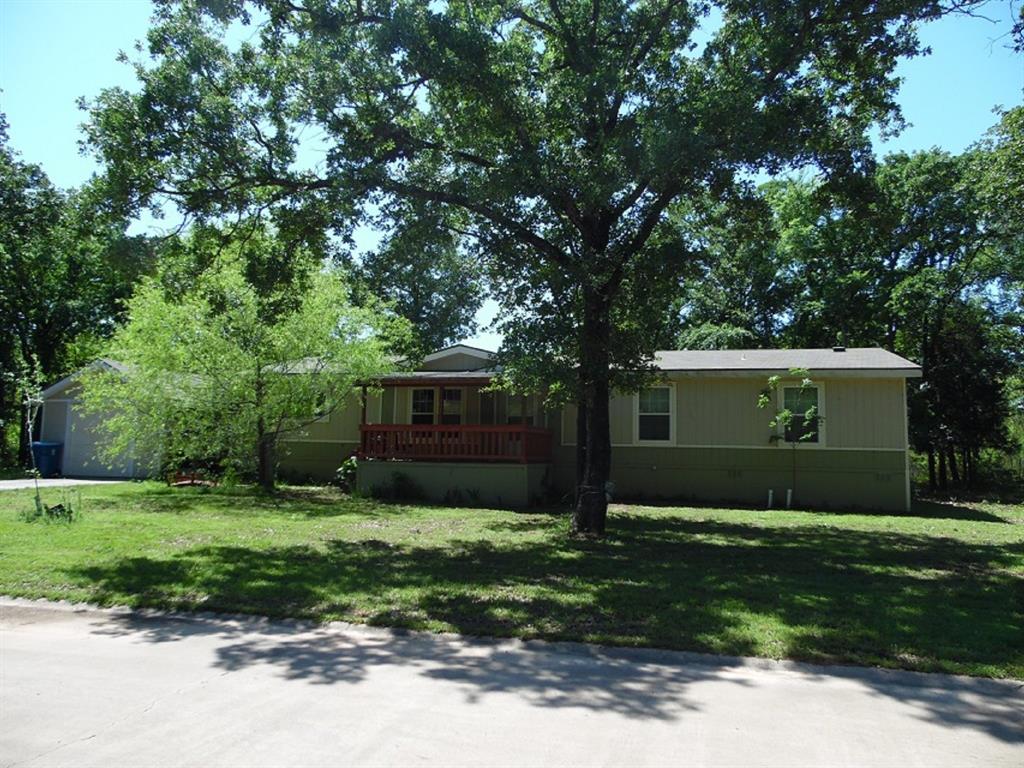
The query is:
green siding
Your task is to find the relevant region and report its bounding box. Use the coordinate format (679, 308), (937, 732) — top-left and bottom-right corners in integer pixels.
(278, 441), (357, 482)
(826, 379), (906, 448)
(382, 387), (396, 423)
(550, 445), (907, 511)
(677, 378), (768, 446)
(561, 375), (909, 452)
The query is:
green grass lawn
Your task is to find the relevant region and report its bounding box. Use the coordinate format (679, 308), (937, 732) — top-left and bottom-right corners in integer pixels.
(1, 482), (1021, 678)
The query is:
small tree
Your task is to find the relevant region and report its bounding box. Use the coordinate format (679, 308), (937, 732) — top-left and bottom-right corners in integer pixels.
(19, 366), (45, 516)
(81, 255), (409, 490)
(758, 368), (821, 504)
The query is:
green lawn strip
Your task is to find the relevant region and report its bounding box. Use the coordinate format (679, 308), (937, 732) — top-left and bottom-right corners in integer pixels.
(0, 482), (1020, 678)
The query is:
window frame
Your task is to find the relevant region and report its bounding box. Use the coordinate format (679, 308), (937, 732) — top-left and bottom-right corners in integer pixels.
(506, 394), (534, 426)
(410, 387), (436, 425)
(633, 383), (675, 445)
(776, 381), (826, 447)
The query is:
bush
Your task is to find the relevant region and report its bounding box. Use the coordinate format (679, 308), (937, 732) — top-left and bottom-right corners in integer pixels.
(333, 455), (359, 492)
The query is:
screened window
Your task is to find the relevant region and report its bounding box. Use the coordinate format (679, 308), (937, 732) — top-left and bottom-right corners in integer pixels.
(507, 395), (533, 425)
(637, 387), (672, 442)
(411, 388), (435, 425)
(783, 386), (820, 443)
(441, 388), (462, 425)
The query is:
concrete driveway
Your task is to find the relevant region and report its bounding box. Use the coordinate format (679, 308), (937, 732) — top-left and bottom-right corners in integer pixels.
(0, 478), (125, 491)
(1, 600), (1020, 768)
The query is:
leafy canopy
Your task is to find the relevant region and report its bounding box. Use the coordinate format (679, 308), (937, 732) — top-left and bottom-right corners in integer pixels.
(81, 236), (409, 485)
(84, 0), (965, 386)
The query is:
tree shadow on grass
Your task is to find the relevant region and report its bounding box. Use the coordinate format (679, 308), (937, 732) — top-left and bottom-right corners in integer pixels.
(96, 483), (431, 520)
(73, 513), (1023, 738)
(905, 500), (1014, 524)
(609, 497), (1012, 524)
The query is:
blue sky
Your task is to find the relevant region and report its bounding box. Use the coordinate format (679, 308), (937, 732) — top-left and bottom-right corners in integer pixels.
(2, 0), (1022, 349)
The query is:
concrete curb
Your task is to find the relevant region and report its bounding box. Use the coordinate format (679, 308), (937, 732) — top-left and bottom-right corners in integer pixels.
(3, 595), (1021, 696)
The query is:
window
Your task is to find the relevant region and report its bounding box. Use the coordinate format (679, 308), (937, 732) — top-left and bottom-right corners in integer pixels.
(441, 388), (462, 425)
(637, 386), (672, 442)
(411, 388), (435, 424)
(507, 395), (533, 425)
(783, 386), (820, 443)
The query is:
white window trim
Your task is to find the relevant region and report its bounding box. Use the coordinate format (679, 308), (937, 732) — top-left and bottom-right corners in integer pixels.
(409, 387), (438, 425)
(775, 380), (826, 448)
(633, 383), (676, 445)
(405, 386), (466, 425)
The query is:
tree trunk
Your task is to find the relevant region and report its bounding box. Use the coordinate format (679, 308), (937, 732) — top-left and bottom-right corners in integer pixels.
(256, 417), (275, 491)
(927, 447), (936, 491)
(947, 444), (961, 487)
(574, 400), (587, 507)
(0, 369), (11, 467)
(572, 290), (612, 536)
(966, 447), (978, 488)
(254, 368), (274, 491)
(938, 449), (947, 491)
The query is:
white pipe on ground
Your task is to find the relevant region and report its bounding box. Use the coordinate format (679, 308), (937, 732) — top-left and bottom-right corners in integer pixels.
(786, 489), (793, 509)
(767, 489), (774, 509)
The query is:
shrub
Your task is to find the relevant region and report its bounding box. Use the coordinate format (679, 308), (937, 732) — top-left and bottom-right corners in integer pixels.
(333, 456), (358, 492)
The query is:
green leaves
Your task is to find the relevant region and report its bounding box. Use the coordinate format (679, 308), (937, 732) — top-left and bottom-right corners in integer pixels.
(80, 227), (411, 485)
(83, 0), (965, 314)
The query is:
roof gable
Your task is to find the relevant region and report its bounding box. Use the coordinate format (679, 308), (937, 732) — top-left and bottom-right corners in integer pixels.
(41, 359), (127, 399)
(419, 344), (496, 372)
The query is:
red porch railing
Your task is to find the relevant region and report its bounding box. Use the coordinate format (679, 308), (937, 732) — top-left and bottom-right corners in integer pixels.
(359, 424), (552, 463)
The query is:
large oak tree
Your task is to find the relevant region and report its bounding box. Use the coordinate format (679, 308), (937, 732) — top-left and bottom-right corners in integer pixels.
(85, 0), (976, 533)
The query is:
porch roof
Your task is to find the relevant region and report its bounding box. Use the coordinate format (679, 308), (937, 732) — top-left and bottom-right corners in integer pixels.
(376, 370), (497, 387)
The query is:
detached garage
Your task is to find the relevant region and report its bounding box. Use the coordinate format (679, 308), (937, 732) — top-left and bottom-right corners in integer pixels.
(39, 360), (143, 479)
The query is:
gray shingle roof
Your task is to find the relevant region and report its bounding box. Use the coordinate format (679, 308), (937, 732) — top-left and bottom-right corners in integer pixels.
(654, 347), (920, 375)
(379, 370), (497, 380)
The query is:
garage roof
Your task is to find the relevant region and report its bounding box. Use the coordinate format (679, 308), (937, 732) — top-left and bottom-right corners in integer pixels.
(40, 359), (129, 399)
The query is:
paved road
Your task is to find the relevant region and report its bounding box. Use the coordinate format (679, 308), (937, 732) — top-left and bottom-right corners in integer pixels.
(0, 478), (124, 491)
(1, 599), (1021, 767)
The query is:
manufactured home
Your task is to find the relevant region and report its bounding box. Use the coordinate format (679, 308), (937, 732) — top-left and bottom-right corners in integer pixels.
(279, 344), (921, 510)
(38, 344), (921, 510)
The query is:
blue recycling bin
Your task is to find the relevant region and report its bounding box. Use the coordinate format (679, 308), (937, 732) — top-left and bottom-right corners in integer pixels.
(31, 441), (63, 478)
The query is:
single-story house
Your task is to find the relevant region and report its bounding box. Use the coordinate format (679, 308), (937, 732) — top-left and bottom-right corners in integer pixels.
(280, 343), (921, 510)
(38, 343), (922, 510)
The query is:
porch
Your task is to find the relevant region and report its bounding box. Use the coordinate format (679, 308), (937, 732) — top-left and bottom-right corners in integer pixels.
(358, 424), (553, 463)
(358, 374), (553, 465)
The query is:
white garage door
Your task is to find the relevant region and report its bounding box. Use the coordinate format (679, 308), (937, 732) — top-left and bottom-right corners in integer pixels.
(63, 403), (134, 478)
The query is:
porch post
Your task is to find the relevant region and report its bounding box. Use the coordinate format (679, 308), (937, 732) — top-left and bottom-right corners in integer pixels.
(359, 384), (367, 457)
